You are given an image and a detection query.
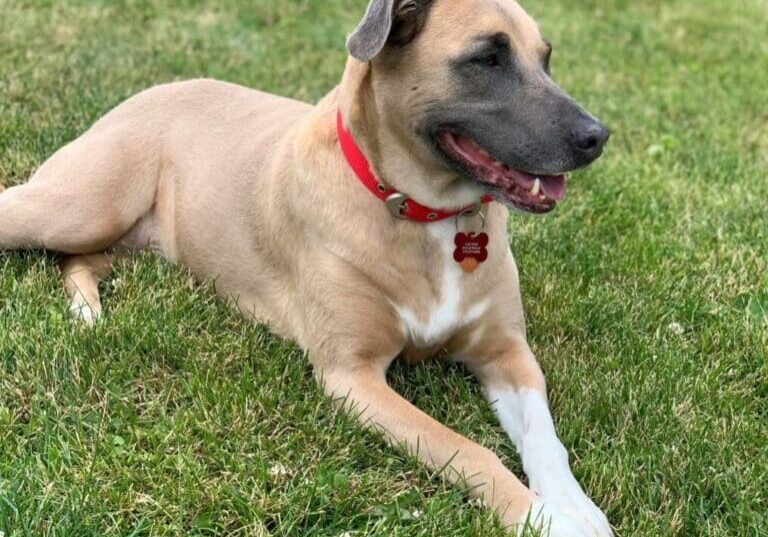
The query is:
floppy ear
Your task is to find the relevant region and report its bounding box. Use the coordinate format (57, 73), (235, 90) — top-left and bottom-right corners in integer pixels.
(347, 0), (431, 62)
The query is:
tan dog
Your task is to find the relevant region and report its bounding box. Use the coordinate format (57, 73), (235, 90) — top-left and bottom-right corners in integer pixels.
(0, 0), (612, 535)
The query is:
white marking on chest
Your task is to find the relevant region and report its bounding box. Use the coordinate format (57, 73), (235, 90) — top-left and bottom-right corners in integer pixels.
(394, 221), (488, 347)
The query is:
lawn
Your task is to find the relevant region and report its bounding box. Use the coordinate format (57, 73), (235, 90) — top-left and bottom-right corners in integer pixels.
(0, 0), (766, 536)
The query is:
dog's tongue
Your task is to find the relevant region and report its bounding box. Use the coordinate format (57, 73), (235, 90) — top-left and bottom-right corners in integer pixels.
(538, 174), (566, 200)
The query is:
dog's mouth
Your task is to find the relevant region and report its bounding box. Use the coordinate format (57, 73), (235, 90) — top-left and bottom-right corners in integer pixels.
(437, 131), (566, 214)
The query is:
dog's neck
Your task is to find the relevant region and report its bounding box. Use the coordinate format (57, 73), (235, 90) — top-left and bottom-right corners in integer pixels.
(336, 57), (485, 211)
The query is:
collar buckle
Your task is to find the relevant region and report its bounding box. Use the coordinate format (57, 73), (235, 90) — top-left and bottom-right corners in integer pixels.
(385, 193), (410, 219)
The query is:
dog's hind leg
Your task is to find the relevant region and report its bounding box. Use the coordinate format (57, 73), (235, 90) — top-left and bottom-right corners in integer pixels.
(0, 130), (159, 255)
(61, 253), (113, 325)
(1, 126), (160, 323)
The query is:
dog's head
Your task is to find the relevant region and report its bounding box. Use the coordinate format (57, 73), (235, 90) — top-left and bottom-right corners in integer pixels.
(344, 0), (609, 214)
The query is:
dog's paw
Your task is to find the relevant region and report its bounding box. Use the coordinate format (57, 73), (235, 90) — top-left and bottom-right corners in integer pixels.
(516, 500), (597, 537)
(536, 476), (612, 537)
(68, 297), (101, 326)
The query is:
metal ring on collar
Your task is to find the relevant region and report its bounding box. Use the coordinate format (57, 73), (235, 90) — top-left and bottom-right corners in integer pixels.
(455, 203), (486, 234)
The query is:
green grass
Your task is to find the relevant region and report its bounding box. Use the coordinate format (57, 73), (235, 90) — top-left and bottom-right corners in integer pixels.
(1, 0), (767, 535)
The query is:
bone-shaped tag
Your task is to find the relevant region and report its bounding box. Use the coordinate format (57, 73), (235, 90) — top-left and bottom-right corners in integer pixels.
(453, 232), (489, 273)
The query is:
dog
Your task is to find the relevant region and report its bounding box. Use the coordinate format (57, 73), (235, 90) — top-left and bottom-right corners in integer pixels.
(0, 0), (611, 534)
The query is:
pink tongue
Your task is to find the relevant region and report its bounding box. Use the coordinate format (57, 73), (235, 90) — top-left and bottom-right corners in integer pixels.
(539, 175), (566, 200)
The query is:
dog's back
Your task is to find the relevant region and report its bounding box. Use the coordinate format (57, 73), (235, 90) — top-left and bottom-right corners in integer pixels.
(1, 78), (311, 251)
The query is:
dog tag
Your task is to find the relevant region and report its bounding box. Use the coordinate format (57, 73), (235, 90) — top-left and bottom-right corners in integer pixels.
(454, 232), (489, 273)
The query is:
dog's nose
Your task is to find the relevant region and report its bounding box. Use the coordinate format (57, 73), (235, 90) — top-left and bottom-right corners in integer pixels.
(570, 118), (610, 161)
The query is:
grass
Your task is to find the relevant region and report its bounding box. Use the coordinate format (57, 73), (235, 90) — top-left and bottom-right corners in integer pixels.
(1, 0), (766, 535)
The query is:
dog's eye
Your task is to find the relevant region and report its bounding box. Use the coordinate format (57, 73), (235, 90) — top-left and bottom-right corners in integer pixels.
(473, 52), (501, 68)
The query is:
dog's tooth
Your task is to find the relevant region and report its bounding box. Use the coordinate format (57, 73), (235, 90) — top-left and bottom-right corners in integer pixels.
(479, 149), (490, 157)
(530, 178), (541, 196)
(493, 160), (504, 168)
(539, 194), (547, 201)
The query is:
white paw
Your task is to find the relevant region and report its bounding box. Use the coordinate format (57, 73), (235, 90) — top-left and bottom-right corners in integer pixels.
(516, 500), (596, 537)
(69, 298), (101, 325)
(534, 475), (612, 537)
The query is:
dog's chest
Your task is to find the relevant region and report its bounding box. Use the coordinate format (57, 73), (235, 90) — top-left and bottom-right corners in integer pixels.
(391, 221), (490, 349)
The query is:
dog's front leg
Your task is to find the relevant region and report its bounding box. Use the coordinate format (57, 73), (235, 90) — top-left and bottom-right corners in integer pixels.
(318, 362), (538, 528)
(468, 339), (613, 537)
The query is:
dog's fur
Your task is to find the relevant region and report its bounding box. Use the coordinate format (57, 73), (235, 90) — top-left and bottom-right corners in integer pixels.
(0, 0), (612, 534)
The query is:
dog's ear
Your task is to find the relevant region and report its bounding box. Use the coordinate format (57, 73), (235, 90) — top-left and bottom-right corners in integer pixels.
(347, 0), (432, 62)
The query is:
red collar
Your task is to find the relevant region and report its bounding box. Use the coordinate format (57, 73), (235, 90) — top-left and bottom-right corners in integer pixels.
(337, 111), (492, 222)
